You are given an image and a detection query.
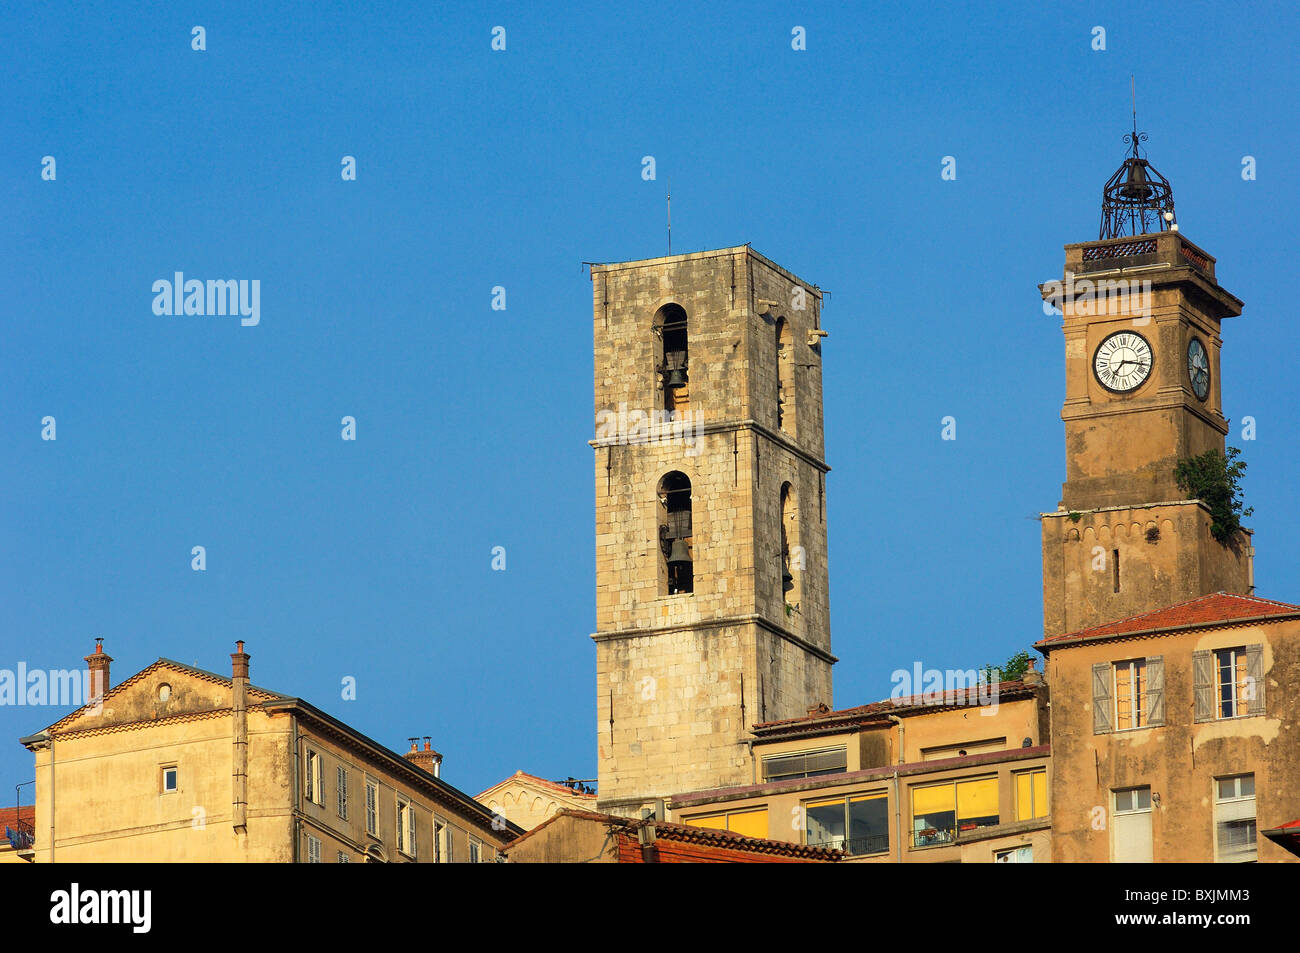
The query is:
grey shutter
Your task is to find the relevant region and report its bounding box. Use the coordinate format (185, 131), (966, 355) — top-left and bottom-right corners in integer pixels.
(1092, 662), (1112, 734)
(1246, 644), (1266, 715)
(1145, 656), (1165, 726)
(1193, 649), (1214, 722)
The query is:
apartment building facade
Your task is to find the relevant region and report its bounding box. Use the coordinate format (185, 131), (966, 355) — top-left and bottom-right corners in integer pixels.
(20, 641), (520, 862)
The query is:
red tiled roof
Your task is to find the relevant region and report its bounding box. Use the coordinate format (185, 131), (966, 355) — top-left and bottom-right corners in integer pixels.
(0, 806), (34, 830)
(752, 680), (1037, 735)
(1037, 592), (1300, 648)
(503, 808), (841, 862)
(476, 771), (597, 801)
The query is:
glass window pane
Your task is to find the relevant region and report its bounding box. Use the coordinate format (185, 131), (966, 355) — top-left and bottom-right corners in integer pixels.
(847, 794), (889, 855)
(806, 801), (846, 849)
(912, 784), (956, 846)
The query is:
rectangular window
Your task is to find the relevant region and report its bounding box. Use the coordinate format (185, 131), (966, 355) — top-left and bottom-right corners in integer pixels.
(433, 818), (447, 862)
(805, 792), (888, 856)
(761, 747), (847, 783)
(306, 835), (321, 864)
(161, 766), (178, 793)
(305, 750), (324, 806)
(1014, 768), (1049, 821)
(1216, 648), (1249, 718)
(396, 797), (416, 857)
(1114, 659), (1147, 730)
(336, 766), (349, 820)
(1215, 775), (1256, 863)
(337, 851), (350, 864)
(995, 845), (1033, 863)
(1112, 787), (1153, 862)
(682, 808), (769, 839)
(911, 777), (999, 847)
(365, 779), (378, 836)
(921, 738), (1006, 761)
(469, 839), (482, 864)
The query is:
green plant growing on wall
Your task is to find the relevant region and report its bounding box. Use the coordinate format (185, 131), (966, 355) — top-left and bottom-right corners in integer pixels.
(1174, 446), (1253, 543)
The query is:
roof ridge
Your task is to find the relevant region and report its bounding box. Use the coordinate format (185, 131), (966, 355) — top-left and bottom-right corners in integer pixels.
(1041, 591), (1300, 646)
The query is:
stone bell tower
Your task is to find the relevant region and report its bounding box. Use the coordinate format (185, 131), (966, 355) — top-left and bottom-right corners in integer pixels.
(589, 246), (835, 816)
(1039, 130), (1254, 638)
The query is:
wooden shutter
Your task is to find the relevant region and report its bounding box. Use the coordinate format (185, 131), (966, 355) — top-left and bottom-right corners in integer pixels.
(1092, 662), (1112, 734)
(1145, 656), (1165, 726)
(1193, 649), (1214, 722)
(1245, 644), (1265, 715)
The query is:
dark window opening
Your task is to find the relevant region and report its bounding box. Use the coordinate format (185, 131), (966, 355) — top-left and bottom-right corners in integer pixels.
(659, 471), (693, 594)
(656, 305), (689, 414)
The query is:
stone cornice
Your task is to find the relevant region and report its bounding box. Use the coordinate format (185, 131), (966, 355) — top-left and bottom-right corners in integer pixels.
(592, 612), (837, 665)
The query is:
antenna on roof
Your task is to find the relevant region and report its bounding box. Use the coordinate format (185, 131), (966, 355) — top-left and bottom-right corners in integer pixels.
(1131, 74), (1137, 140)
(667, 178), (672, 255)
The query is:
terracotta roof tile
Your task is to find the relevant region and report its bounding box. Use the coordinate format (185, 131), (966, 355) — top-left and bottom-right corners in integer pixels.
(476, 770), (597, 801)
(1037, 592), (1300, 648)
(752, 680), (1035, 734)
(502, 808), (841, 861)
(0, 805), (34, 831)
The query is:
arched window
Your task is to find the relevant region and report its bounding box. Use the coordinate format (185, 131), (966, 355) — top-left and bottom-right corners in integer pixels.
(781, 482), (800, 604)
(776, 318), (794, 433)
(658, 471), (693, 595)
(655, 304), (689, 414)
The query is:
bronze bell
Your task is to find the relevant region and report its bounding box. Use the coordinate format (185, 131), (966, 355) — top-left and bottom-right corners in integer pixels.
(664, 366), (688, 388)
(667, 538), (691, 568)
(783, 568), (795, 592)
(1120, 160), (1153, 200)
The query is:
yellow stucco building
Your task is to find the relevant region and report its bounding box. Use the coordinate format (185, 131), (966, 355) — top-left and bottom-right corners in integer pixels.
(20, 641), (521, 862)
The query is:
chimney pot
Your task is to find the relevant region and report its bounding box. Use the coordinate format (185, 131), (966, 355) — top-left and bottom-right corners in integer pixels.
(231, 642), (250, 680)
(84, 639), (113, 700)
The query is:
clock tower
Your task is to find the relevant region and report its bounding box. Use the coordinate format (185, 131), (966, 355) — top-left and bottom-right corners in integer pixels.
(1039, 132), (1254, 638)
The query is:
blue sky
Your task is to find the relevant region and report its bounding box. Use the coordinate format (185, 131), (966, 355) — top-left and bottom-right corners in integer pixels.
(3, 0), (1298, 800)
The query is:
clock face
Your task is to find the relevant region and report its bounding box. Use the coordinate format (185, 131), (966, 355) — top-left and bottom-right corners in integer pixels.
(1094, 331), (1153, 393)
(1187, 337), (1210, 401)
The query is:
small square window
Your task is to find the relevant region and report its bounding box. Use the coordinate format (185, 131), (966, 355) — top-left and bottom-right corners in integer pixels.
(162, 767), (178, 793)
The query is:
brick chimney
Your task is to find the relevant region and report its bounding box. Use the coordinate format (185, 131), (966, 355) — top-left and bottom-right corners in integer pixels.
(84, 638), (112, 702)
(231, 641), (250, 835)
(1022, 657), (1045, 687)
(403, 736), (443, 778)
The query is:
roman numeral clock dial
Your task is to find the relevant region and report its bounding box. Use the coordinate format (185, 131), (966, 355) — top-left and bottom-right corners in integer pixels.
(1093, 331), (1153, 393)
